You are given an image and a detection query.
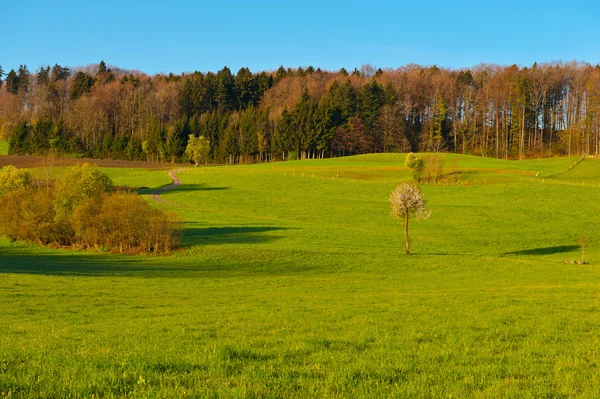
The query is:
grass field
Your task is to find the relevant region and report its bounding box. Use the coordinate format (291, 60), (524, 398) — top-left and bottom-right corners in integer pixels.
(0, 141), (7, 156)
(2, 154), (600, 397)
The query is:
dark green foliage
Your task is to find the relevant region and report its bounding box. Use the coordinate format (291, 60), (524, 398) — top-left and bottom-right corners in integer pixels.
(5, 69), (18, 94)
(165, 117), (189, 163)
(7, 121), (29, 154)
(37, 66), (51, 86)
(359, 79), (385, 151)
(51, 64), (70, 81)
(215, 66), (236, 111)
(17, 65), (30, 93)
(70, 71), (94, 100)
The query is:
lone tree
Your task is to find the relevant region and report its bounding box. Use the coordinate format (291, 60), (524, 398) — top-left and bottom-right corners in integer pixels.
(185, 134), (210, 166)
(390, 182), (431, 254)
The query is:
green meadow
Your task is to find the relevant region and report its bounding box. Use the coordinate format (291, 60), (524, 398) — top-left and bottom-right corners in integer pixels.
(2, 154), (600, 398)
(0, 141), (8, 156)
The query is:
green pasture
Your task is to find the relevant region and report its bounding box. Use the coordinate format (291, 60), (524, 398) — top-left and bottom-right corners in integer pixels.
(2, 154), (600, 397)
(0, 141), (8, 156)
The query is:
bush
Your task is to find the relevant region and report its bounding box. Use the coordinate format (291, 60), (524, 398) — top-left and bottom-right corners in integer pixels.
(0, 187), (64, 245)
(422, 153), (444, 184)
(54, 163), (112, 220)
(404, 153), (424, 181)
(0, 165), (180, 254)
(0, 165), (32, 194)
(72, 192), (181, 253)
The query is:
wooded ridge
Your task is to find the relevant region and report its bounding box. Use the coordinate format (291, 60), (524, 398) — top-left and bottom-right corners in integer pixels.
(1, 61), (599, 162)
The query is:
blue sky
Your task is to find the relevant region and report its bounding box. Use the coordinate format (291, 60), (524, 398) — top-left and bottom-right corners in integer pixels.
(2, 0), (599, 75)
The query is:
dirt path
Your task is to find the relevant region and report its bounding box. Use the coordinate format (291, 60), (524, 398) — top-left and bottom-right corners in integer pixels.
(148, 169), (185, 205)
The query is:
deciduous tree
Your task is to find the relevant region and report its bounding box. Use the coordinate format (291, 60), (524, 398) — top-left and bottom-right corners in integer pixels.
(389, 183), (431, 255)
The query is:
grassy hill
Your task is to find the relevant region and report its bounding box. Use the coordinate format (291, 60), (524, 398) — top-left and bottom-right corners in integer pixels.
(2, 154), (600, 397)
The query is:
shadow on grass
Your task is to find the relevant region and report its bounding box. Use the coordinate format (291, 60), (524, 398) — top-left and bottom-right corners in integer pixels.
(505, 245), (579, 256)
(182, 226), (290, 246)
(0, 245), (163, 276)
(137, 183), (229, 196)
(0, 225), (294, 277)
(164, 183), (229, 194)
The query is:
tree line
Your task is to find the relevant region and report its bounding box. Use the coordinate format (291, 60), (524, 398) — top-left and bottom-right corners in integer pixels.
(1, 60), (599, 162)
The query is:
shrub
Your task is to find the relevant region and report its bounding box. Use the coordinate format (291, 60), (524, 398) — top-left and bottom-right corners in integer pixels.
(0, 187), (63, 245)
(0, 165), (180, 254)
(71, 192), (181, 253)
(404, 153), (424, 181)
(422, 153), (444, 184)
(54, 163), (112, 220)
(0, 165), (32, 194)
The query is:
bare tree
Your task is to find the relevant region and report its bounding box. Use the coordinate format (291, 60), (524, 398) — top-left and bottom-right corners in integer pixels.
(390, 183), (431, 254)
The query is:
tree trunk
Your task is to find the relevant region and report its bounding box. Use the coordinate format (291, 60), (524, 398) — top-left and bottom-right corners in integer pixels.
(404, 214), (410, 255)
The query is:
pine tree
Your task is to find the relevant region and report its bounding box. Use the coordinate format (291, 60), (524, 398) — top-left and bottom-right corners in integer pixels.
(17, 65), (30, 94)
(215, 66), (236, 111)
(51, 64), (70, 82)
(37, 66), (51, 86)
(70, 72), (94, 100)
(359, 79), (385, 151)
(235, 67), (258, 110)
(98, 60), (107, 74)
(5, 69), (18, 94)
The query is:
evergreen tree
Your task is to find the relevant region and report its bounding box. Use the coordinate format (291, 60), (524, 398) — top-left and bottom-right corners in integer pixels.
(7, 121), (28, 154)
(275, 66), (287, 82)
(359, 79), (385, 151)
(5, 69), (18, 94)
(98, 60), (107, 74)
(37, 66), (51, 86)
(273, 108), (293, 160)
(291, 90), (318, 158)
(235, 67), (258, 110)
(70, 71), (94, 100)
(51, 64), (70, 82)
(17, 65), (31, 94)
(164, 117), (189, 163)
(215, 66), (236, 111)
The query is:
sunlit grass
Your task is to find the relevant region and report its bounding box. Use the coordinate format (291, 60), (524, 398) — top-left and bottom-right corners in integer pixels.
(2, 154), (600, 397)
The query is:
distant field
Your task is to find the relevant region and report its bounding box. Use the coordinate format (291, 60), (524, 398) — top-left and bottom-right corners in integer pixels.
(0, 141), (7, 155)
(0, 154), (184, 169)
(2, 154), (600, 397)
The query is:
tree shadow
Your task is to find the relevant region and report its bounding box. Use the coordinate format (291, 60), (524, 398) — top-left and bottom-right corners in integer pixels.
(182, 226), (290, 246)
(137, 183), (229, 195)
(164, 184), (229, 194)
(0, 245), (178, 276)
(505, 245), (579, 256)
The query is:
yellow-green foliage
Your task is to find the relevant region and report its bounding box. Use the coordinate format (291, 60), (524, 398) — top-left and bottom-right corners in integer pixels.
(72, 192), (180, 253)
(0, 165), (32, 194)
(0, 187), (61, 245)
(404, 152), (424, 181)
(53, 163), (113, 220)
(0, 165), (179, 253)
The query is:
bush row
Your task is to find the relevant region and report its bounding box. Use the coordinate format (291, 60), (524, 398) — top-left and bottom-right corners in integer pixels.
(0, 164), (180, 253)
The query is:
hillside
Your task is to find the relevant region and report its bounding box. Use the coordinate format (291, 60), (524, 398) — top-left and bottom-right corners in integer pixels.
(1, 154), (600, 397)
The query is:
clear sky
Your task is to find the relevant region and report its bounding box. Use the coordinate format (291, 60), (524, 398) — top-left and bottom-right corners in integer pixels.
(2, 0), (599, 75)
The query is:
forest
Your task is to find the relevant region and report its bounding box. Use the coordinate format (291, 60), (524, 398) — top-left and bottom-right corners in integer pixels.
(0, 61), (599, 163)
